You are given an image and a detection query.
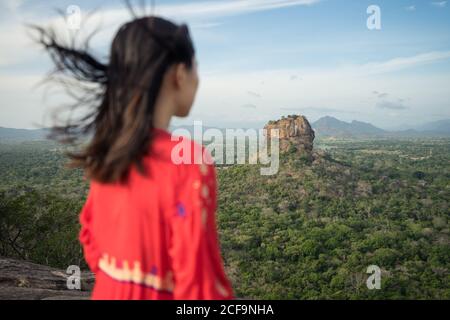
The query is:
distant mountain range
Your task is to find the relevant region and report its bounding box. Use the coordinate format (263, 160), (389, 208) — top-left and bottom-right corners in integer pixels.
(311, 116), (450, 138)
(312, 116), (385, 138)
(414, 119), (450, 134)
(0, 127), (50, 142)
(1, 116), (449, 141)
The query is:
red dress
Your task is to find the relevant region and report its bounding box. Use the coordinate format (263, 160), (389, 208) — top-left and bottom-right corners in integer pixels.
(79, 128), (234, 300)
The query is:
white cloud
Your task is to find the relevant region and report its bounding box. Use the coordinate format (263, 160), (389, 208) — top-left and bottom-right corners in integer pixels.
(70, 0), (322, 46)
(3, 0), (24, 12)
(180, 52), (450, 128)
(150, 0), (321, 19)
(0, 0), (324, 128)
(405, 5), (416, 11)
(0, 73), (51, 129)
(376, 101), (409, 110)
(0, 0), (322, 68)
(3, 51), (450, 129)
(356, 51), (450, 75)
(2, 1), (450, 129)
(431, 1), (447, 7)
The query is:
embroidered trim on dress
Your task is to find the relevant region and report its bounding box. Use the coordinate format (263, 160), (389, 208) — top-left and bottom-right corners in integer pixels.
(98, 253), (174, 292)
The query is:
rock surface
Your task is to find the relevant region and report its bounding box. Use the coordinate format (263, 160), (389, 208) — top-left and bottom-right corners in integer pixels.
(0, 257), (94, 300)
(264, 115), (315, 153)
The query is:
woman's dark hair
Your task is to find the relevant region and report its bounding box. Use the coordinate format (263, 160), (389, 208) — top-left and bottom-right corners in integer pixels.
(32, 15), (195, 183)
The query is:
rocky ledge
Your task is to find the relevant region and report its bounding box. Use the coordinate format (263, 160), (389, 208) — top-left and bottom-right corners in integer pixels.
(0, 257), (94, 300)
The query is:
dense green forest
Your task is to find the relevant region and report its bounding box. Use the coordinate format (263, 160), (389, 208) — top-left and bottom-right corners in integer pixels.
(0, 138), (449, 299)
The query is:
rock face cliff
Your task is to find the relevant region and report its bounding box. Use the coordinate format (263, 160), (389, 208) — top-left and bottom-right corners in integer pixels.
(264, 115), (315, 154)
(0, 258), (94, 300)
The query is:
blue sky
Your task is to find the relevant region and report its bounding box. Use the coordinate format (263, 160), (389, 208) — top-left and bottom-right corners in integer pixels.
(0, 0), (449, 129)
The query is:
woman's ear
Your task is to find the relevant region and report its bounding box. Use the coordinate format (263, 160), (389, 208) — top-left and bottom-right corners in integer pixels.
(174, 63), (188, 89)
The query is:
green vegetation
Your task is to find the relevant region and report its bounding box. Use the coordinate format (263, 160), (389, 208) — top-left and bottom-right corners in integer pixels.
(0, 138), (449, 299)
(0, 141), (88, 268)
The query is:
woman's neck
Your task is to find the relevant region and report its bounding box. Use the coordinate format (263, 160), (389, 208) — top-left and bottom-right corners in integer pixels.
(153, 92), (175, 130)
(153, 115), (171, 131)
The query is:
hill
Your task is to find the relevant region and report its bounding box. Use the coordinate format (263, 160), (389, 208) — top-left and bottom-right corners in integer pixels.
(414, 119), (450, 134)
(0, 127), (50, 142)
(312, 116), (450, 139)
(312, 116), (386, 138)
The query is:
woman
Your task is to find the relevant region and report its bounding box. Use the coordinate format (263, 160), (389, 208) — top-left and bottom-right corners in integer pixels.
(34, 16), (233, 300)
